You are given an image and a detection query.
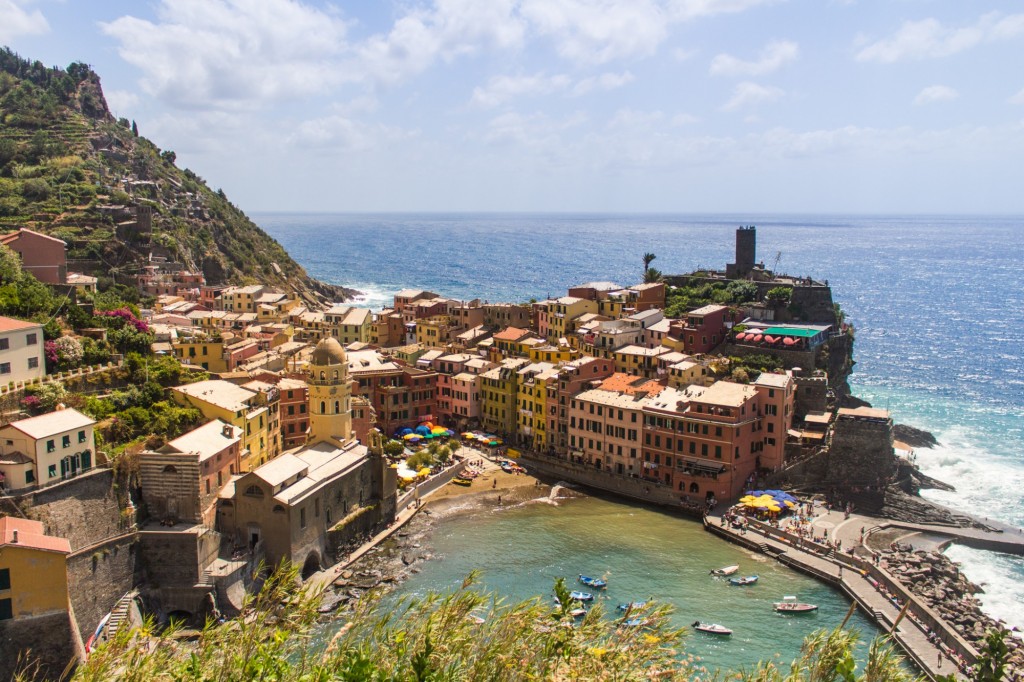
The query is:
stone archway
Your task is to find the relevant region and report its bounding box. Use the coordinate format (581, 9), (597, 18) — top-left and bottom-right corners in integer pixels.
(301, 551), (322, 580)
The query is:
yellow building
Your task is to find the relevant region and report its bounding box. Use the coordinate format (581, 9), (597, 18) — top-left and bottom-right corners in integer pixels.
(546, 297), (599, 343)
(172, 379), (281, 470)
(526, 343), (581, 364)
(325, 306), (373, 345)
(611, 344), (672, 379)
(0, 516), (70, 621)
(415, 315), (457, 348)
(667, 359), (711, 388)
(516, 362), (557, 450)
(480, 358), (530, 436)
(220, 285), (265, 313)
(172, 336), (228, 372)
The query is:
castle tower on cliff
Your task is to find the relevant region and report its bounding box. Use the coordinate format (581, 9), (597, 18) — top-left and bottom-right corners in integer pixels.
(726, 225), (756, 278)
(307, 337), (353, 448)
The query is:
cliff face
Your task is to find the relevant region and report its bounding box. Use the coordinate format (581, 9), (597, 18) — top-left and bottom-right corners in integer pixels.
(0, 47), (353, 304)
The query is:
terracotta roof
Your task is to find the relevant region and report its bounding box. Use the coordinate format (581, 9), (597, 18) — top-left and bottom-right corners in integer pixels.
(598, 372), (665, 397)
(0, 316), (42, 333)
(493, 326), (530, 342)
(0, 516), (71, 554)
(0, 228), (66, 246)
(5, 408), (95, 440)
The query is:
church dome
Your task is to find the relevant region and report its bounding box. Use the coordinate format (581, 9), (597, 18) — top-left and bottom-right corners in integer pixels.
(310, 337), (347, 366)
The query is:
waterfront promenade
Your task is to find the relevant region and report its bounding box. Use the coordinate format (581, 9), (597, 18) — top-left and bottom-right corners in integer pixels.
(705, 507), (969, 681)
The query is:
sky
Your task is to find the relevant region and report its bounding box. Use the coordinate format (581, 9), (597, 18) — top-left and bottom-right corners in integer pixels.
(2, 0), (1024, 214)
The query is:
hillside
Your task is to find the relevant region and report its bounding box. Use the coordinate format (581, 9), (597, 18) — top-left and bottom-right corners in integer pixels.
(0, 47), (353, 304)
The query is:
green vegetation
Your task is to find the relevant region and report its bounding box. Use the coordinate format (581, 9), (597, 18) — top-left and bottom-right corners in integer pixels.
(727, 353), (784, 383)
(50, 568), (949, 682)
(0, 47), (343, 300)
(665, 279), (759, 317)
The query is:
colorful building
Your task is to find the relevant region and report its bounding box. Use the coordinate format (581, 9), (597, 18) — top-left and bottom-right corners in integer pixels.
(0, 516), (71, 621)
(480, 358), (530, 436)
(0, 316), (45, 384)
(0, 408), (96, 492)
(0, 228), (66, 284)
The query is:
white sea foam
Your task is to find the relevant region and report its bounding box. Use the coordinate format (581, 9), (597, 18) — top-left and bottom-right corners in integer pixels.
(943, 544), (1024, 632)
(345, 283), (397, 310)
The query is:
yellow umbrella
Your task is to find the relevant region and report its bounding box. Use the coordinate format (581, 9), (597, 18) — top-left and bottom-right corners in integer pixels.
(767, 504), (782, 513)
(739, 495), (756, 502)
(784, 500), (795, 508)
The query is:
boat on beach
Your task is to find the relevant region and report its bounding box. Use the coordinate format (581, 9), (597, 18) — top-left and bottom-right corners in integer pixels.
(710, 564), (739, 576)
(579, 574), (607, 589)
(693, 621), (733, 635)
(569, 590), (594, 602)
(729, 575), (758, 586)
(774, 596), (818, 613)
(452, 477), (473, 486)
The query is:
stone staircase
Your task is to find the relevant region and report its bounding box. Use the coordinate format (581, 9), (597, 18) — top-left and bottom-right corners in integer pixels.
(104, 591), (137, 643)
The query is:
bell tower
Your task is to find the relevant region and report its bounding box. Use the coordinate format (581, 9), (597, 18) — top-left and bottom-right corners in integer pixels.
(307, 337), (353, 448)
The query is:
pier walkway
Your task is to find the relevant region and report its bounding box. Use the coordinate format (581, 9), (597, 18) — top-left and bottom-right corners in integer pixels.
(705, 509), (970, 681)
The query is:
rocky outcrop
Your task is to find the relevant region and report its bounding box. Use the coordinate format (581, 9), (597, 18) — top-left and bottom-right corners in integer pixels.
(884, 549), (1023, 680)
(893, 424), (940, 449)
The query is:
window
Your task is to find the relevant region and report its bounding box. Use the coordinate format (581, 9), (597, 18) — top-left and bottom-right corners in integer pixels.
(25, 470), (34, 484)
(244, 485), (264, 497)
(0, 598), (12, 621)
(46, 439), (55, 453)
(28, 357), (38, 369)
(26, 333), (37, 345)
(0, 338), (7, 350)
(62, 435), (71, 448)
(0, 568), (9, 590)
(300, 507), (307, 528)
(0, 363), (9, 375)
(78, 430), (86, 443)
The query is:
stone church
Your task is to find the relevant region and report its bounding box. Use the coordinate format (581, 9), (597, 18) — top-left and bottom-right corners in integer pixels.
(218, 337), (397, 577)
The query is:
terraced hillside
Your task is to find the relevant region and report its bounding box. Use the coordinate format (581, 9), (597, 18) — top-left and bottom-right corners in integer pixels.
(0, 47), (353, 304)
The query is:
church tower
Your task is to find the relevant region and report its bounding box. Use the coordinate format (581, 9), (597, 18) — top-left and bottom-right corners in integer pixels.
(307, 337), (353, 448)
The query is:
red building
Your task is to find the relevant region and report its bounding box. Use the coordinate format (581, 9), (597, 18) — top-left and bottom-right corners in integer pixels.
(545, 356), (615, 456)
(641, 382), (765, 504)
(0, 229), (66, 284)
(278, 377), (309, 449)
(669, 304), (729, 354)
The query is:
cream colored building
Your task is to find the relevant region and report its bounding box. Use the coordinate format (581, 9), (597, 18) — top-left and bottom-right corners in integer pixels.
(0, 408), (96, 491)
(0, 317), (45, 385)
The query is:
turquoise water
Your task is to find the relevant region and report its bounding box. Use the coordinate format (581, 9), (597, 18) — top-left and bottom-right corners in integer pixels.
(386, 494), (878, 673)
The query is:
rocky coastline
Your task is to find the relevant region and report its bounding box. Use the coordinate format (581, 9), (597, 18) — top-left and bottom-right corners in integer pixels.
(884, 548), (1023, 679)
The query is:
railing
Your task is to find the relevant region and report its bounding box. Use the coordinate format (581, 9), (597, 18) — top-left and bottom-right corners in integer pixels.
(0, 360), (124, 396)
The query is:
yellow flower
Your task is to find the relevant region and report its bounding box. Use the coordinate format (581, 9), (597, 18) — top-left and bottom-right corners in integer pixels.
(643, 634), (660, 645)
(589, 647), (608, 658)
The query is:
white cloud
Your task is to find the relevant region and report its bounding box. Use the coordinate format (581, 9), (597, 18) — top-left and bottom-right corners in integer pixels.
(856, 12), (1024, 63)
(483, 111), (587, 147)
(667, 0), (779, 22)
(519, 0), (668, 65)
(671, 113), (699, 125)
(914, 85), (958, 106)
(721, 82), (783, 111)
(101, 0), (351, 108)
(358, 0), (525, 85)
(105, 90), (140, 115)
(572, 71), (634, 96)
(607, 108), (664, 129)
(0, 0), (49, 42)
(1010, 88), (1024, 106)
(471, 73), (571, 108)
(289, 115), (413, 152)
(710, 40), (798, 77)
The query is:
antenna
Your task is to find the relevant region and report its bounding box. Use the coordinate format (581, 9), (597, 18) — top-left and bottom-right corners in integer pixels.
(772, 251), (782, 274)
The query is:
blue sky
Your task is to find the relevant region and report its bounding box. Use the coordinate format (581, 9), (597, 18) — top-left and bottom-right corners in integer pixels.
(3, 0), (1023, 213)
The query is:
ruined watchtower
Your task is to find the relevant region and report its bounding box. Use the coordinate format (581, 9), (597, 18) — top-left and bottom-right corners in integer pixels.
(725, 225), (756, 279)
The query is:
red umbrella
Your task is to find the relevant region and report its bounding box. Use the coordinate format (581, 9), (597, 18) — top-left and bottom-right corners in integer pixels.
(783, 337), (797, 346)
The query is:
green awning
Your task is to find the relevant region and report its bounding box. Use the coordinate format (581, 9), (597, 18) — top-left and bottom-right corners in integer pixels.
(763, 327), (820, 338)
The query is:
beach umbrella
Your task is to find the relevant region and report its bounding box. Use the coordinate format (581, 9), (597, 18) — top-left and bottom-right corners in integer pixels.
(403, 433), (419, 440)
(750, 490), (765, 497)
(432, 426), (447, 434)
(461, 432), (475, 439)
(415, 425), (431, 436)
(399, 427), (413, 436)
(784, 500), (796, 508)
(445, 429), (455, 437)
(396, 467), (417, 480)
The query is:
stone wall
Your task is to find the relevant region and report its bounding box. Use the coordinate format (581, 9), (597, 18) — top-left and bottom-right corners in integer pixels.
(0, 611), (82, 681)
(826, 412), (894, 497)
(18, 468), (125, 551)
(718, 342), (818, 371)
(137, 527), (221, 617)
(66, 532), (140, 643)
(662, 276), (838, 326)
(793, 375), (829, 418)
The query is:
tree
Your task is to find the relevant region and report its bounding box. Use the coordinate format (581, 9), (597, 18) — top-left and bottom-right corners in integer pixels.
(642, 252), (656, 275)
(643, 267), (663, 284)
(383, 440), (405, 458)
(766, 286), (793, 304)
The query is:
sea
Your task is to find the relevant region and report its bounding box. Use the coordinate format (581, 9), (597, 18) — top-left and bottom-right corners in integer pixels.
(257, 213), (1024, 665)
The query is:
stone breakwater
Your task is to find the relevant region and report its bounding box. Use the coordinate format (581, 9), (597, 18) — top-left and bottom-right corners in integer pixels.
(884, 548), (1023, 680)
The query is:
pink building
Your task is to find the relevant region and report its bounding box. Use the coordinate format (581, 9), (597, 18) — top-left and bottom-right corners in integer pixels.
(671, 305), (729, 354)
(568, 387), (659, 475)
(545, 357), (615, 456)
(752, 372), (795, 470)
(0, 229), (66, 284)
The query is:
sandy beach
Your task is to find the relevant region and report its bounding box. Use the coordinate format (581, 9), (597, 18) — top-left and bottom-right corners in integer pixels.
(426, 448), (545, 505)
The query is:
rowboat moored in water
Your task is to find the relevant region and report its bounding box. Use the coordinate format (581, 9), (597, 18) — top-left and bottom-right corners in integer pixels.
(710, 564), (739, 576)
(774, 596), (818, 613)
(569, 591), (594, 602)
(729, 575), (759, 586)
(617, 600), (648, 612)
(693, 621), (733, 635)
(579, 574), (607, 589)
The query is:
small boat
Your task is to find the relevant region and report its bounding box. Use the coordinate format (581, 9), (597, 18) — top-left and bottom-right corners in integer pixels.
(569, 607), (587, 618)
(617, 600), (648, 612)
(620, 617), (648, 628)
(452, 477), (473, 487)
(85, 612), (111, 654)
(710, 565), (739, 576)
(774, 596), (818, 613)
(729, 575), (759, 586)
(569, 591), (594, 602)
(693, 621), (733, 635)
(579, 574), (607, 589)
